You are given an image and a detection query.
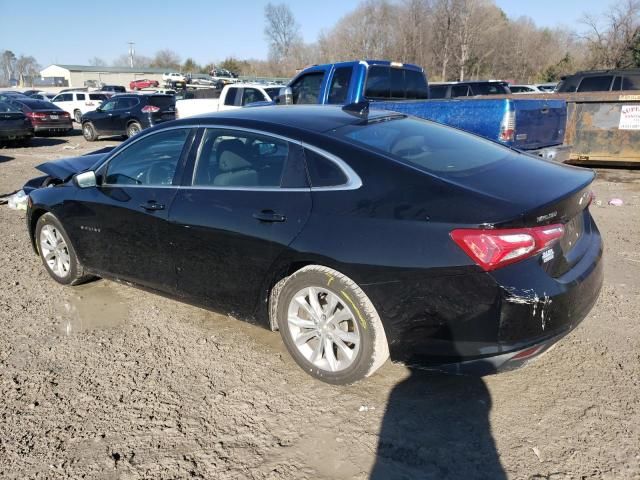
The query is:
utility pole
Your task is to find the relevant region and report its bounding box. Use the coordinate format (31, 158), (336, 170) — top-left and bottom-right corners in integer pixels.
(128, 42), (135, 68)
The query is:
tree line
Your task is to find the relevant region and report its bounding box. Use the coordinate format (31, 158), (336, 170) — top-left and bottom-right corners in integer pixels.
(2, 0), (640, 86)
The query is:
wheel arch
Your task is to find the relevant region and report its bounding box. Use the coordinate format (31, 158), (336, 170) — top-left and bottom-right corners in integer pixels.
(28, 207), (49, 253)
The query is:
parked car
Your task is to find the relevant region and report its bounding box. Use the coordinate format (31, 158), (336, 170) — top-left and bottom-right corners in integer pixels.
(29, 93), (56, 102)
(81, 94), (175, 140)
(556, 69), (640, 93)
(186, 73), (215, 86)
(130, 79), (159, 90)
(509, 84), (544, 94)
(536, 83), (558, 93)
(51, 91), (109, 123)
(21, 89), (43, 97)
(0, 91), (27, 101)
(6, 97), (72, 135)
(429, 81), (511, 98)
(270, 60), (567, 160)
(163, 72), (186, 83)
(0, 100), (34, 145)
(100, 85), (126, 94)
(25, 105), (603, 384)
(176, 83), (284, 118)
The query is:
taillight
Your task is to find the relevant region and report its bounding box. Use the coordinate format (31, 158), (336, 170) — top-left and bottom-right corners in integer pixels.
(26, 112), (46, 119)
(141, 105), (160, 113)
(450, 224), (565, 271)
(62, 112), (70, 117)
(499, 109), (515, 142)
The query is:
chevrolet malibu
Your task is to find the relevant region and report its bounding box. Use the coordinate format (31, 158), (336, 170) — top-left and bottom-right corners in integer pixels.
(24, 105), (603, 384)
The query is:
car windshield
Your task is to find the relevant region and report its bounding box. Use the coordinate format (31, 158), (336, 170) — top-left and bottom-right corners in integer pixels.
(0, 101), (21, 113)
(20, 100), (58, 110)
(333, 116), (511, 176)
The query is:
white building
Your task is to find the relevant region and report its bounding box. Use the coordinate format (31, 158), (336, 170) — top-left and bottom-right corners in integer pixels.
(39, 64), (167, 88)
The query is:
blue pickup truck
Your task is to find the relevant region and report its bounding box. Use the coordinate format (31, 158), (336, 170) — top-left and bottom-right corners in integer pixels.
(274, 60), (568, 160)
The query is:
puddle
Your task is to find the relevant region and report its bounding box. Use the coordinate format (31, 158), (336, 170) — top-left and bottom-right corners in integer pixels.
(57, 281), (128, 335)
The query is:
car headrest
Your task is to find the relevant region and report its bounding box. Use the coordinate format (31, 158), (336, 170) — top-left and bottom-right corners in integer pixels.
(218, 150), (252, 172)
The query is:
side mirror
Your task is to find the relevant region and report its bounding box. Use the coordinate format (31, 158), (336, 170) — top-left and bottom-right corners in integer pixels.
(75, 171), (97, 189)
(95, 107), (102, 112)
(278, 87), (292, 105)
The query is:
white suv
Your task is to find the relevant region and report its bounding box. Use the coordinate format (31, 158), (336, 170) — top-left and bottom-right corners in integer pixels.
(51, 91), (110, 123)
(162, 72), (186, 83)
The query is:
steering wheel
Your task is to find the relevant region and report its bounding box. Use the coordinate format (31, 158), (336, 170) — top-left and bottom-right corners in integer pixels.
(144, 162), (175, 185)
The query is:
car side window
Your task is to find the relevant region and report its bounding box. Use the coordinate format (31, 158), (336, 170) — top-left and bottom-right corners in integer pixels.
(622, 75), (640, 90)
(451, 85), (470, 97)
(115, 98), (136, 109)
(327, 67), (353, 104)
(104, 128), (190, 186)
(76, 93), (86, 101)
(577, 76), (613, 92)
(304, 149), (348, 187)
(429, 85), (448, 98)
(224, 88), (238, 106)
(290, 72), (324, 104)
(101, 100), (116, 111)
(242, 88), (266, 106)
(192, 128), (289, 188)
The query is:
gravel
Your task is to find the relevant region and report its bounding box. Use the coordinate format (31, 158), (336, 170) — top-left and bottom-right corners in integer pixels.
(1, 133), (639, 479)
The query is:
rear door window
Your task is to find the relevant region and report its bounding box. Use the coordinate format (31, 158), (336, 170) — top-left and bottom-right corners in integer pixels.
(304, 149), (348, 187)
(622, 75), (640, 90)
(577, 76), (614, 92)
(327, 67), (352, 104)
(76, 93), (86, 101)
(290, 72), (324, 104)
(224, 88), (239, 106)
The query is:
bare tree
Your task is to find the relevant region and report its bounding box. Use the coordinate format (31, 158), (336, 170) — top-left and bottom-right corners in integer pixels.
(151, 49), (182, 70)
(264, 3), (301, 63)
(88, 57), (107, 67)
(15, 55), (40, 86)
(1, 50), (16, 85)
(112, 53), (152, 68)
(580, 0), (640, 68)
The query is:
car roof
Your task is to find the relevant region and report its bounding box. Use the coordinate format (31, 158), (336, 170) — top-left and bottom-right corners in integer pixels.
(180, 105), (403, 133)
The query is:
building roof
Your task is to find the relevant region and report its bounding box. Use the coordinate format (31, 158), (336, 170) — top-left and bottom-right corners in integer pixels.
(42, 64), (168, 74)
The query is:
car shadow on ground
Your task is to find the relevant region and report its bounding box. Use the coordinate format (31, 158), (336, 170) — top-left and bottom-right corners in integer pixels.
(0, 154), (14, 163)
(370, 370), (506, 480)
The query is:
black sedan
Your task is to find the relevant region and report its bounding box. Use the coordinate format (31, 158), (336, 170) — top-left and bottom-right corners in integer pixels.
(0, 101), (34, 145)
(81, 94), (176, 141)
(6, 97), (72, 135)
(24, 105), (603, 384)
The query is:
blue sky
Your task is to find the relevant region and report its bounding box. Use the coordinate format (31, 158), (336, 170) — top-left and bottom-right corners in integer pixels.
(0, 0), (608, 67)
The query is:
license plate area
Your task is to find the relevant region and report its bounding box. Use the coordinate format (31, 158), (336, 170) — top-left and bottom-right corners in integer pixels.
(560, 213), (584, 254)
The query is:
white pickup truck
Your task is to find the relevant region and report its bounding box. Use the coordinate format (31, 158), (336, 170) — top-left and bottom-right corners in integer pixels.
(176, 83), (283, 119)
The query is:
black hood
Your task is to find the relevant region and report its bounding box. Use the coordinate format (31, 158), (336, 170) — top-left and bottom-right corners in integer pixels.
(35, 147), (114, 182)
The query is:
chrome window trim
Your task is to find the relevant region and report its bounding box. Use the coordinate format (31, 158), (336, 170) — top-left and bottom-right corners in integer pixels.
(98, 125), (193, 188)
(187, 124), (362, 192)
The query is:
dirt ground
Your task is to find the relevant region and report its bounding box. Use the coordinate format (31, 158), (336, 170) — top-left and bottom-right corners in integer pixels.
(0, 131), (639, 480)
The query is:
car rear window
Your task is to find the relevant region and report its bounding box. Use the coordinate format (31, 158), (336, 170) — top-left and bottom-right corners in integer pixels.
(89, 93), (108, 101)
(148, 96), (175, 109)
(20, 99), (57, 110)
(334, 116), (510, 175)
(364, 66), (429, 100)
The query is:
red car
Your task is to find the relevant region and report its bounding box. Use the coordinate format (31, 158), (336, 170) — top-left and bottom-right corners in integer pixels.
(129, 79), (159, 90)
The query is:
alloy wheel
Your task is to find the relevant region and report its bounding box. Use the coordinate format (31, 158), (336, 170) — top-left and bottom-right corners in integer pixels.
(287, 286), (361, 372)
(39, 224), (71, 278)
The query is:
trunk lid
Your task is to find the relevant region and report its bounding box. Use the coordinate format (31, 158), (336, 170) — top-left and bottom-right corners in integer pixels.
(0, 111), (28, 128)
(510, 98), (566, 150)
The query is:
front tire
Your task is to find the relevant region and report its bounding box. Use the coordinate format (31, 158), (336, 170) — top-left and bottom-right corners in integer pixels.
(82, 122), (97, 141)
(35, 213), (93, 286)
(275, 265), (389, 384)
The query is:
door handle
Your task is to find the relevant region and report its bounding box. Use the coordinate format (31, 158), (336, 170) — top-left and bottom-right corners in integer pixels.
(140, 201), (165, 211)
(253, 210), (286, 222)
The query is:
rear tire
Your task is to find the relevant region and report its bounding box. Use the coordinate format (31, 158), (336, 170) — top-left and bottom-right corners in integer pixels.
(35, 213), (95, 286)
(274, 265), (389, 384)
(82, 122), (97, 141)
(73, 109), (82, 123)
(126, 121), (142, 138)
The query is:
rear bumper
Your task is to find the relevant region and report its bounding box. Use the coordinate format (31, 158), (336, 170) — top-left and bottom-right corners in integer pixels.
(0, 127), (34, 139)
(528, 144), (572, 163)
(367, 214), (603, 374)
(33, 123), (73, 133)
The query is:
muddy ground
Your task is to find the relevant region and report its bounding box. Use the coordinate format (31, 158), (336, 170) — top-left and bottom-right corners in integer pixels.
(0, 131), (639, 480)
